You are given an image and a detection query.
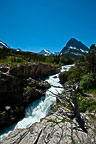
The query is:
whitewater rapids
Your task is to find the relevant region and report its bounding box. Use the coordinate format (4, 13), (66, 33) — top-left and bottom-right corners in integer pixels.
(0, 64), (74, 140)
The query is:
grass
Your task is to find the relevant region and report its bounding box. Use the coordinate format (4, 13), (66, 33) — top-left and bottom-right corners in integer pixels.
(47, 117), (72, 124)
(71, 136), (76, 144)
(77, 92), (96, 113)
(47, 119), (60, 124)
(86, 89), (96, 97)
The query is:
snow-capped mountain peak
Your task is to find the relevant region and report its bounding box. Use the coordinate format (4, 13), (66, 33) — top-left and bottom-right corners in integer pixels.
(0, 40), (10, 49)
(39, 49), (59, 56)
(39, 49), (51, 56)
(60, 38), (89, 57)
(43, 49), (51, 54)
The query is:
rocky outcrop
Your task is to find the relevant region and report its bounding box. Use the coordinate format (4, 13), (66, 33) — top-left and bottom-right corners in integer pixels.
(1, 105), (96, 144)
(0, 73), (50, 129)
(23, 77), (50, 104)
(60, 38), (89, 58)
(0, 63), (57, 128)
(9, 63), (59, 79)
(0, 73), (25, 128)
(0, 64), (10, 74)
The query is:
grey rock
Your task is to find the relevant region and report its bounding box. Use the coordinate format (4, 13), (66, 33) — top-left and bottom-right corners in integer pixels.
(1, 108), (96, 144)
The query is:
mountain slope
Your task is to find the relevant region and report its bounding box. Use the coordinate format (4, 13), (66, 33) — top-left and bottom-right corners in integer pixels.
(60, 38), (89, 57)
(0, 40), (11, 49)
(39, 49), (59, 56)
(39, 49), (51, 56)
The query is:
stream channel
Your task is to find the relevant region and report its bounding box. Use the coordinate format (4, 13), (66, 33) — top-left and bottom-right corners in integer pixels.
(0, 64), (74, 141)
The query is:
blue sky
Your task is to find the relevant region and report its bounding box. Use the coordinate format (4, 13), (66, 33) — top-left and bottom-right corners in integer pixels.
(0, 0), (96, 52)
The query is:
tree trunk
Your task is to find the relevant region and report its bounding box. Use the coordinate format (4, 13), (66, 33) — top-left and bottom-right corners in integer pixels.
(72, 89), (80, 120)
(72, 88), (87, 132)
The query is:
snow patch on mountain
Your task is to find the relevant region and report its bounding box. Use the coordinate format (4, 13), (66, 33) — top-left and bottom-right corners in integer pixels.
(69, 46), (77, 50)
(39, 49), (59, 56)
(71, 52), (81, 56)
(80, 49), (88, 53)
(60, 38), (89, 57)
(43, 49), (51, 54)
(0, 41), (10, 49)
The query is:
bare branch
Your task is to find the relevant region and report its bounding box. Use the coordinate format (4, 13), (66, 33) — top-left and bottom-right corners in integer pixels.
(50, 85), (63, 88)
(48, 90), (74, 111)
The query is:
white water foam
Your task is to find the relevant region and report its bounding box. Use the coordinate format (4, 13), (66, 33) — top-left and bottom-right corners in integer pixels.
(0, 64), (74, 140)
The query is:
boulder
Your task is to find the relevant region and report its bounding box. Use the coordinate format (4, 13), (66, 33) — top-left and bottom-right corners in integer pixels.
(26, 77), (50, 90)
(53, 76), (57, 78)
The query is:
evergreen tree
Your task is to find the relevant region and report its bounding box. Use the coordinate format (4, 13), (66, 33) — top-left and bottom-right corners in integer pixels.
(87, 44), (96, 73)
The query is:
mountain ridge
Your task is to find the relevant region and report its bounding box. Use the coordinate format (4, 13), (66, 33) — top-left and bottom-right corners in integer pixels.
(0, 38), (89, 58)
(60, 38), (89, 57)
(0, 40), (11, 49)
(39, 38), (89, 57)
(39, 49), (59, 56)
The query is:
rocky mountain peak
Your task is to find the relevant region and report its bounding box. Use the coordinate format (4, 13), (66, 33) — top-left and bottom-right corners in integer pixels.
(60, 38), (89, 57)
(66, 38), (88, 50)
(39, 49), (59, 56)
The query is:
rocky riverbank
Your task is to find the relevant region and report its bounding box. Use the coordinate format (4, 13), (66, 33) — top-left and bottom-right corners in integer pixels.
(0, 63), (59, 128)
(1, 64), (96, 144)
(1, 101), (96, 144)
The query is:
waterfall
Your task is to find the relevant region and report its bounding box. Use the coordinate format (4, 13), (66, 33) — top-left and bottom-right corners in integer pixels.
(0, 64), (74, 141)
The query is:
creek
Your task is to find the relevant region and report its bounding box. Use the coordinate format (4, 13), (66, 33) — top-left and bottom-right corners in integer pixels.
(0, 64), (74, 141)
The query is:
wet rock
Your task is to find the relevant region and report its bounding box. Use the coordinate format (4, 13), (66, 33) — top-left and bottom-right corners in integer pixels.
(27, 77), (50, 90)
(53, 76), (57, 78)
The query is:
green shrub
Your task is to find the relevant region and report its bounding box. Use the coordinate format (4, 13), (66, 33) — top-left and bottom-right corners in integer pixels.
(88, 105), (96, 112)
(77, 92), (96, 112)
(86, 89), (96, 97)
(80, 73), (95, 90)
(68, 65), (84, 82)
(59, 71), (69, 84)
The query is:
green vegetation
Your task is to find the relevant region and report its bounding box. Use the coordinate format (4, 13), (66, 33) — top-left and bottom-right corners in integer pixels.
(59, 71), (69, 84)
(86, 89), (96, 97)
(1, 44), (96, 116)
(0, 48), (74, 66)
(80, 73), (95, 90)
(23, 86), (33, 97)
(59, 44), (96, 113)
(47, 117), (72, 124)
(71, 136), (76, 144)
(77, 93), (96, 112)
(68, 64), (85, 83)
(47, 119), (60, 124)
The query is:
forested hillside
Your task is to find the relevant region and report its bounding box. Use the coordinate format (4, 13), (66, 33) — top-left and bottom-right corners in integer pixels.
(0, 48), (74, 66)
(59, 44), (96, 113)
